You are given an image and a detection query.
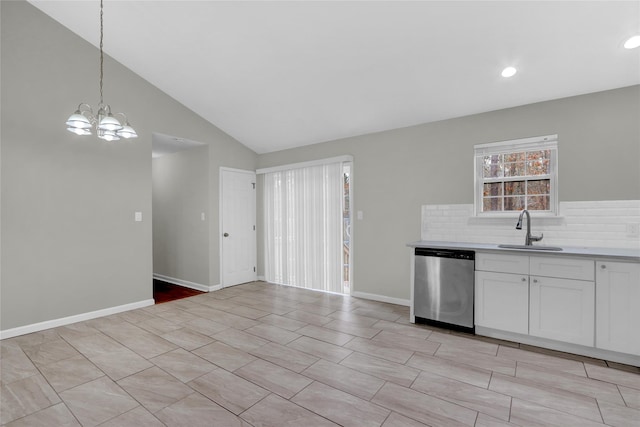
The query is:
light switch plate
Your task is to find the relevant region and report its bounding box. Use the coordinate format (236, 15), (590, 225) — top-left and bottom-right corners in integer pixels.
(201, 212), (206, 221)
(627, 223), (639, 237)
(135, 212), (143, 222)
(357, 211), (363, 220)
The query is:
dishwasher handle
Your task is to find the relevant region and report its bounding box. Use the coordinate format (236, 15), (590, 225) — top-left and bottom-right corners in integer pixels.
(415, 247), (475, 260)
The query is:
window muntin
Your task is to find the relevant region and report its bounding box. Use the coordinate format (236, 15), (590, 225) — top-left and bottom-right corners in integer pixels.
(475, 135), (557, 216)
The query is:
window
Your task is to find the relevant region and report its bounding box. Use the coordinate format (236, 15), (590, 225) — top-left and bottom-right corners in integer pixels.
(474, 135), (558, 216)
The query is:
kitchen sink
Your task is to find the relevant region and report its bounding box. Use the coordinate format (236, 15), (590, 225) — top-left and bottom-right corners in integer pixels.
(498, 244), (563, 251)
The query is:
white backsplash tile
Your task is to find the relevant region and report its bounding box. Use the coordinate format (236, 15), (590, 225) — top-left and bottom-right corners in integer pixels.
(421, 200), (640, 249)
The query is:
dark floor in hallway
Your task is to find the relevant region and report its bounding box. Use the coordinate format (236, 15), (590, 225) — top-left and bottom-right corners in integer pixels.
(153, 279), (204, 304)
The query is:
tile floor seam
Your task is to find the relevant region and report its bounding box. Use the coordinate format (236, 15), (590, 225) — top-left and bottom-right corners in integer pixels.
(410, 381), (513, 423)
(409, 379), (486, 421)
(236, 391), (270, 419)
(21, 346), (106, 415)
(586, 370), (640, 391)
(184, 389), (256, 427)
(1, 401), (80, 427)
(495, 379), (607, 425)
(379, 411), (394, 427)
(507, 395), (514, 426)
(94, 404), (145, 426)
(594, 397), (607, 426)
(291, 381), (391, 426)
(615, 384), (630, 408)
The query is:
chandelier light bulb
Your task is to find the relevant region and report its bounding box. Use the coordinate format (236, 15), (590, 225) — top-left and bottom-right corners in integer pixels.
(67, 127), (92, 136)
(98, 129), (120, 142)
(501, 66), (517, 78)
(66, 111), (92, 129)
(624, 35), (640, 49)
(117, 124), (138, 139)
(98, 114), (124, 132)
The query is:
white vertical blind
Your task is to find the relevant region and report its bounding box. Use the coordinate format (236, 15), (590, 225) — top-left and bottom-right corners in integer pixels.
(263, 162), (343, 293)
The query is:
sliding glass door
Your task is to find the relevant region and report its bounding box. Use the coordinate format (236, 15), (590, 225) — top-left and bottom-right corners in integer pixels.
(262, 159), (351, 294)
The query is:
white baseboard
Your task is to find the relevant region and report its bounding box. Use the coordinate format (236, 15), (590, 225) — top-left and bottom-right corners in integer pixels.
(153, 273), (218, 292)
(257, 275), (266, 281)
(0, 299), (155, 340)
(351, 291), (410, 307)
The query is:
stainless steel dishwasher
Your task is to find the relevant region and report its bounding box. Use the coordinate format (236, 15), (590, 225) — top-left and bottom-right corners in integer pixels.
(414, 248), (475, 333)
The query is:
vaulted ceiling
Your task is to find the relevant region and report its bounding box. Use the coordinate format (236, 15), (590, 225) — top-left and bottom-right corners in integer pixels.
(29, 1), (640, 154)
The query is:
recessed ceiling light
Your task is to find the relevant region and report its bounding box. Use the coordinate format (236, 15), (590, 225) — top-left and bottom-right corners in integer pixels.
(501, 67), (517, 78)
(624, 35), (640, 49)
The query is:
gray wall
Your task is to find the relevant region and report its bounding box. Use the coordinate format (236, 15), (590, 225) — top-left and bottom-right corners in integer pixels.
(257, 85), (640, 301)
(1, 1), (256, 330)
(153, 145), (210, 285)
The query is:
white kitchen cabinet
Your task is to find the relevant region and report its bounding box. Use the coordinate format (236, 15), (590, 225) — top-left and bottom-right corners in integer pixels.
(596, 261), (640, 356)
(529, 276), (595, 346)
(475, 252), (596, 344)
(475, 271), (529, 334)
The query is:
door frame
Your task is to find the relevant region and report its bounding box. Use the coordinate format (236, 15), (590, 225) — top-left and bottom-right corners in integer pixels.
(219, 167), (257, 288)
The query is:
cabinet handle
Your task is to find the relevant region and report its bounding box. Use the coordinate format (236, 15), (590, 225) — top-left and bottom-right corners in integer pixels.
(533, 279), (538, 283)
(521, 277), (527, 282)
(601, 264), (606, 269)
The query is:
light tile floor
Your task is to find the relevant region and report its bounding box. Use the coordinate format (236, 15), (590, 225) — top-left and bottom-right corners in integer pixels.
(2, 281), (639, 426)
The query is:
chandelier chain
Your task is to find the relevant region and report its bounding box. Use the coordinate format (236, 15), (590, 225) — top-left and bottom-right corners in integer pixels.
(99, 0), (104, 106)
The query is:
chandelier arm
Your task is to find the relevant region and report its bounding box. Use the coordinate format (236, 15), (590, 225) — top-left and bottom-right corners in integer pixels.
(77, 103), (94, 114)
(113, 112), (128, 123)
(75, 103), (97, 125)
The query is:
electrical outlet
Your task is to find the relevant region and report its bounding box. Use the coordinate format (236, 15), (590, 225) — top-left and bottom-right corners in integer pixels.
(627, 223), (639, 237)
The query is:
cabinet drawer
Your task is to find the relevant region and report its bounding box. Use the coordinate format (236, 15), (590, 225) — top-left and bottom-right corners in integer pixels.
(530, 256), (594, 281)
(476, 252), (529, 275)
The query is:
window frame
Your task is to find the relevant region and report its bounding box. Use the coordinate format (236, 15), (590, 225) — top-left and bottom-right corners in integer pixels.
(474, 135), (558, 217)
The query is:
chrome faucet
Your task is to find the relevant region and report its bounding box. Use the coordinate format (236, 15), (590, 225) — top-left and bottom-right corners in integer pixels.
(516, 209), (543, 246)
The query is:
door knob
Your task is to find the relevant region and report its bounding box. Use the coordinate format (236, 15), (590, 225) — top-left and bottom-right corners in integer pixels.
(223, 233), (229, 237)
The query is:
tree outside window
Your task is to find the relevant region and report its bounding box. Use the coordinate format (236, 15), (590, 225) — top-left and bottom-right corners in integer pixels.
(475, 136), (557, 216)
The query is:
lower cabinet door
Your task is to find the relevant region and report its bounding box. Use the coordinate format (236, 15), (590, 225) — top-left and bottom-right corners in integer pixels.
(596, 261), (640, 356)
(529, 276), (595, 346)
(475, 271), (529, 334)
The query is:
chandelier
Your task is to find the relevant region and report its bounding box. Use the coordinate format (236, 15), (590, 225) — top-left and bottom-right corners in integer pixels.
(65, 0), (137, 141)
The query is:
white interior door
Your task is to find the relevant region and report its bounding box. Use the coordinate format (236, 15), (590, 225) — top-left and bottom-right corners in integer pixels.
(220, 168), (256, 287)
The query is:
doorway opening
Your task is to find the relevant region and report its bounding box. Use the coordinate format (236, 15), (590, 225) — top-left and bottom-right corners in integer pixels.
(152, 132), (210, 304)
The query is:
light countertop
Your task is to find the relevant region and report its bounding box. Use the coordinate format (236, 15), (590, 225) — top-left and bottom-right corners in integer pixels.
(407, 240), (640, 262)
